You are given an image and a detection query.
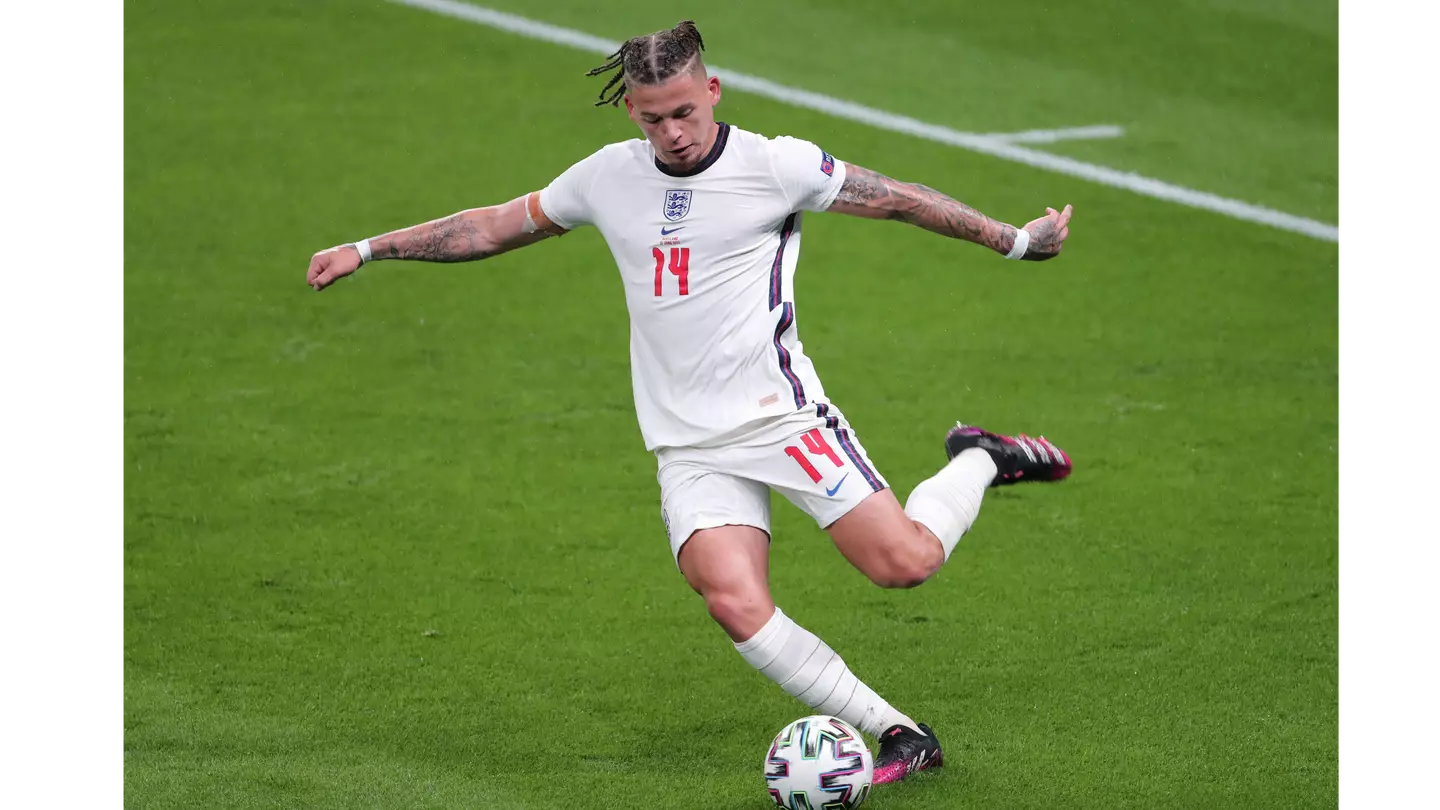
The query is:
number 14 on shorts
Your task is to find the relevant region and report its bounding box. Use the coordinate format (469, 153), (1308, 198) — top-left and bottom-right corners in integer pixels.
(783, 429), (844, 483)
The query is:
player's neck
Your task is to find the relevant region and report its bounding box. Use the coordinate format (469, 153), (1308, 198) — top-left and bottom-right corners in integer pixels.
(693, 121), (720, 161)
(654, 121), (727, 177)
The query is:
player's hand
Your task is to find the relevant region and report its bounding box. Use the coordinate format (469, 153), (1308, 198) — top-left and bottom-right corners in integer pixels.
(306, 245), (363, 291)
(1021, 204), (1072, 261)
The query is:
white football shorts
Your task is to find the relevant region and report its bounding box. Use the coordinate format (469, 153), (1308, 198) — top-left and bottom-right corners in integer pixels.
(655, 403), (890, 563)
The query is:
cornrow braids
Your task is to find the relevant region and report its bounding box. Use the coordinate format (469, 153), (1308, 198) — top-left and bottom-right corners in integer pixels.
(585, 20), (706, 107)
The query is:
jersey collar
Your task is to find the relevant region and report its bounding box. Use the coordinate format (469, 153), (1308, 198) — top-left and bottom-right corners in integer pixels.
(653, 122), (730, 178)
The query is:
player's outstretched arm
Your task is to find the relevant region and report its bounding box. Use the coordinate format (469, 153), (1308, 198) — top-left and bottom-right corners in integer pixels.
(306, 193), (565, 291)
(827, 163), (1071, 261)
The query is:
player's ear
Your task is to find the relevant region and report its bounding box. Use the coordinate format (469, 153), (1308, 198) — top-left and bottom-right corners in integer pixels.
(707, 75), (721, 106)
(623, 94), (635, 118)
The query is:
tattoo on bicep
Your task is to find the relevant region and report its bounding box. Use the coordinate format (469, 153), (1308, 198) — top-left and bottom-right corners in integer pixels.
(835, 165), (903, 213)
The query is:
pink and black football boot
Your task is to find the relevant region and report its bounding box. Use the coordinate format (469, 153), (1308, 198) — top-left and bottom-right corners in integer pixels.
(873, 723), (944, 785)
(944, 423), (1073, 486)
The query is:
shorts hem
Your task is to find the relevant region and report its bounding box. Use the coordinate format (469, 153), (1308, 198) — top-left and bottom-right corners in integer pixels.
(670, 514), (772, 564)
(814, 485), (891, 530)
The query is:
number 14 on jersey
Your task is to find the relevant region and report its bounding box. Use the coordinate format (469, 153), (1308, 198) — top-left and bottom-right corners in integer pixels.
(653, 247), (690, 296)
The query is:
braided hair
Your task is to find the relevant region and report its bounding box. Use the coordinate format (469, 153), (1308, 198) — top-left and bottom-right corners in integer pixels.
(586, 20), (706, 107)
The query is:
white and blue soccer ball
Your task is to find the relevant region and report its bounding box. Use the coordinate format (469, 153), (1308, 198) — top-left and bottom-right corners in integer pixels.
(764, 715), (873, 809)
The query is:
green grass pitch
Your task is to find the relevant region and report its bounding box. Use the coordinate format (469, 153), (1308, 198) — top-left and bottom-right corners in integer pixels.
(124, 0), (1337, 806)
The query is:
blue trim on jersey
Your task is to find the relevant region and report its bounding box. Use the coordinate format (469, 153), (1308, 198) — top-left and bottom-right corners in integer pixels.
(769, 213), (798, 311)
(815, 403), (839, 430)
(833, 428), (883, 492)
(772, 302), (806, 408)
(653, 122), (731, 178)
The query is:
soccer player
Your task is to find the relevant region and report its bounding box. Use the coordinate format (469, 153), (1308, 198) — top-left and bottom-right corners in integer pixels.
(305, 20), (1073, 787)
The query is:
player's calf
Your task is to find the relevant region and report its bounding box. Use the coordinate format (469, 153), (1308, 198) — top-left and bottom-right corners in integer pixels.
(864, 524), (944, 585)
(828, 490), (945, 589)
(863, 524), (945, 589)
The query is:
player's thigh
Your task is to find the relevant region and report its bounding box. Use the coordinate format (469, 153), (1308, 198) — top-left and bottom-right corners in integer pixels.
(676, 524), (772, 593)
(676, 524), (776, 641)
(825, 488), (941, 588)
(658, 452), (775, 641)
(657, 454), (772, 565)
(758, 418), (939, 586)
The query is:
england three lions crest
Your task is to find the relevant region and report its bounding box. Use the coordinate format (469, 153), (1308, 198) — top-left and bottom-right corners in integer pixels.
(663, 189), (692, 222)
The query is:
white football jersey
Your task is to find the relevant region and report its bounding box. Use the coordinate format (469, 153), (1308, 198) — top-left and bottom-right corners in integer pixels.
(539, 123), (847, 451)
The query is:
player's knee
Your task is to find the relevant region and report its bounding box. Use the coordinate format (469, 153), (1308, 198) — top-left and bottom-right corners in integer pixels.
(867, 533), (943, 589)
(703, 588), (774, 639)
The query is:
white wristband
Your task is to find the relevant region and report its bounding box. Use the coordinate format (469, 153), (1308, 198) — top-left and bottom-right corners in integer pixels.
(1005, 228), (1029, 260)
(353, 238), (373, 265)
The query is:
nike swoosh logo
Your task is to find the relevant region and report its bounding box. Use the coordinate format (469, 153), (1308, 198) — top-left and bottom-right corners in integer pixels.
(660, 226), (685, 235)
(825, 474), (849, 497)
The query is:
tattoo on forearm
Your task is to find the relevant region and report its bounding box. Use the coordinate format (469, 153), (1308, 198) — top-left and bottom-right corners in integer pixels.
(835, 165), (1014, 254)
(381, 212), (493, 263)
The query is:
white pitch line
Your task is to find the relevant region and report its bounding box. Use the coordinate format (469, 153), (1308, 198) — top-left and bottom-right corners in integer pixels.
(388, 0), (1338, 243)
(984, 125), (1126, 144)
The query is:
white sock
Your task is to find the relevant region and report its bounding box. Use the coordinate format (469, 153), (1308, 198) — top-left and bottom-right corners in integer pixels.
(735, 607), (920, 737)
(904, 448), (996, 560)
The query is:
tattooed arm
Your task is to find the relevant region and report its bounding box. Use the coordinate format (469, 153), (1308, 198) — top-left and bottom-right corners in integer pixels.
(306, 193), (565, 291)
(827, 163), (1071, 261)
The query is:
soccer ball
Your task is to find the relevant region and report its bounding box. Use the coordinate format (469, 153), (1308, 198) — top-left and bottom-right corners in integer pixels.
(764, 715), (873, 809)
